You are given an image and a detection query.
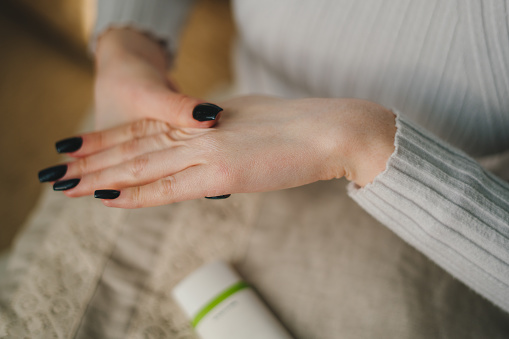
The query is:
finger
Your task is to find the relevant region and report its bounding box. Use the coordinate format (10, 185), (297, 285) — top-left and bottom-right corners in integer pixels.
(63, 145), (196, 197)
(151, 89), (222, 128)
(99, 166), (229, 208)
(62, 130), (185, 179)
(60, 119), (171, 157)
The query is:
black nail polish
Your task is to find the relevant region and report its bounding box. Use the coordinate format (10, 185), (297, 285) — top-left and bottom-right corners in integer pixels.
(53, 178), (80, 191)
(205, 194), (231, 199)
(38, 164), (67, 182)
(94, 190), (120, 199)
(56, 137), (83, 153)
(193, 103), (223, 121)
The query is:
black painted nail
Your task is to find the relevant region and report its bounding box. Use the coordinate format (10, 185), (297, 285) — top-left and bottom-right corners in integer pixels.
(38, 164), (67, 182)
(94, 190), (120, 199)
(53, 178), (80, 191)
(56, 137), (83, 153)
(205, 194), (231, 199)
(193, 103), (223, 121)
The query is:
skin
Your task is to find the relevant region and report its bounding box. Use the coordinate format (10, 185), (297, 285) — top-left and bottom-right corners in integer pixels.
(46, 28), (397, 208)
(94, 28), (216, 129)
(58, 96), (396, 208)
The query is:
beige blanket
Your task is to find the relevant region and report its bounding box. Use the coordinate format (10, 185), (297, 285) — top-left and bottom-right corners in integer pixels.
(1, 176), (508, 338)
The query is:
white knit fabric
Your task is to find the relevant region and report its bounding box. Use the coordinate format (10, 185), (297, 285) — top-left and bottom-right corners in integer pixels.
(92, 0), (195, 56)
(349, 112), (509, 311)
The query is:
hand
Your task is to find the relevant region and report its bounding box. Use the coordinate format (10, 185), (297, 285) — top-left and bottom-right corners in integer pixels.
(94, 28), (219, 129)
(51, 96), (396, 208)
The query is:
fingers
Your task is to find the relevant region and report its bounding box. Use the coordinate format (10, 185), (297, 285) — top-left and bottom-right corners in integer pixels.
(59, 119), (172, 158)
(63, 145), (196, 198)
(56, 93), (223, 159)
(62, 131), (183, 180)
(44, 90), (224, 205)
(99, 166), (228, 208)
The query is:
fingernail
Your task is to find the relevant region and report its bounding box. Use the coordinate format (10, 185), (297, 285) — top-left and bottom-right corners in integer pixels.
(38, 164), (67, 182)
(193, 103), (223, 121)
(94, 190), (120, 199)
(56, 137), (83, 153)
(53, 178), (80, 191)
(205, 194), (231, 199)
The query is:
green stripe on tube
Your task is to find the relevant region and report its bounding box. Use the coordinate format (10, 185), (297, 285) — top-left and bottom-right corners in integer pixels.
(192, 281), (250, 328)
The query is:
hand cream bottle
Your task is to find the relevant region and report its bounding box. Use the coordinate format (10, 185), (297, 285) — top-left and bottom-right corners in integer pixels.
(172, 260), (294, 339)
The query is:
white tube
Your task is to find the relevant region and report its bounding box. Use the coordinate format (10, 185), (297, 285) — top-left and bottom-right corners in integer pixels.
(172, 260), (294, 339)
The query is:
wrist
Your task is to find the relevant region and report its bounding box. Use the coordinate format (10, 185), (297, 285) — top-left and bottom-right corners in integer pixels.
(315, 98), (396, 187)
(95, 28), (168, 72)
(350, 106), (396, 187)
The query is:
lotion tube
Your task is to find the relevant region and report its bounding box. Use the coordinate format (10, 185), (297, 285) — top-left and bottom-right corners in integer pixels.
(172, 261), (294, 339)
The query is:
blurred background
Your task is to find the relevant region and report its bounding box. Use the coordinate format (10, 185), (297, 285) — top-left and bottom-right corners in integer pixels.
(0, 0), (235, 252)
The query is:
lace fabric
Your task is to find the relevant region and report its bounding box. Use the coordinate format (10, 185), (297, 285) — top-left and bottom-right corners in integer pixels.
(0, 185), (262, 338)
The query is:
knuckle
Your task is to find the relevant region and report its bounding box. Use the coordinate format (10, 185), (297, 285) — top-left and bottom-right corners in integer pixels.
(130, 119), (150, 138)
(158, 176), (177, 197)
(121, 138), (140, 158)
(76, 157), (90, 174)
(161, 130), (177, 144)
(128, 155), (149, 178)
(160, 128), (190, 145)
(129, 186), (143, 209)
(155, 120), (171, 133)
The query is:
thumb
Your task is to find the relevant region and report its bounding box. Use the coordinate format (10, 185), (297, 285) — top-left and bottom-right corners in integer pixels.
(153, 88), (222, 128)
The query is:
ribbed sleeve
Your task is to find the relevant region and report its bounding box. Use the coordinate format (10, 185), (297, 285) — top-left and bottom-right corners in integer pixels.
(348, 113), (509, 312)
(91, 0), (195, 56)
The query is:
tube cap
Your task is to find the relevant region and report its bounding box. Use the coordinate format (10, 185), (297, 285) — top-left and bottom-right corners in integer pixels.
(172, 261), (242, 319)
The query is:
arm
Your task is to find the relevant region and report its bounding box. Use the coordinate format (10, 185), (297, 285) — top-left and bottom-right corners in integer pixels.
(91, 0), (218, 130)
(348, 113), (509, 312)
(43, 95), (509, 313)
(46, 96), (396, 200)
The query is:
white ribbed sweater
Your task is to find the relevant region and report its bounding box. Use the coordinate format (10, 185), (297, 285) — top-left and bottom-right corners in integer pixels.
(94, 0), (509, 312)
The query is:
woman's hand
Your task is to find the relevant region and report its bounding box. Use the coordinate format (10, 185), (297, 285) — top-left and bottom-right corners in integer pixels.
(50, 96), (396, 208)
(94, 28), (219, 129)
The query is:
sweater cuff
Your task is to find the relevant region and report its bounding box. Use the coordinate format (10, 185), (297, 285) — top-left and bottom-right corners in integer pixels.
(347, 112), (509, 311)
(91, 0), (195, 59)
